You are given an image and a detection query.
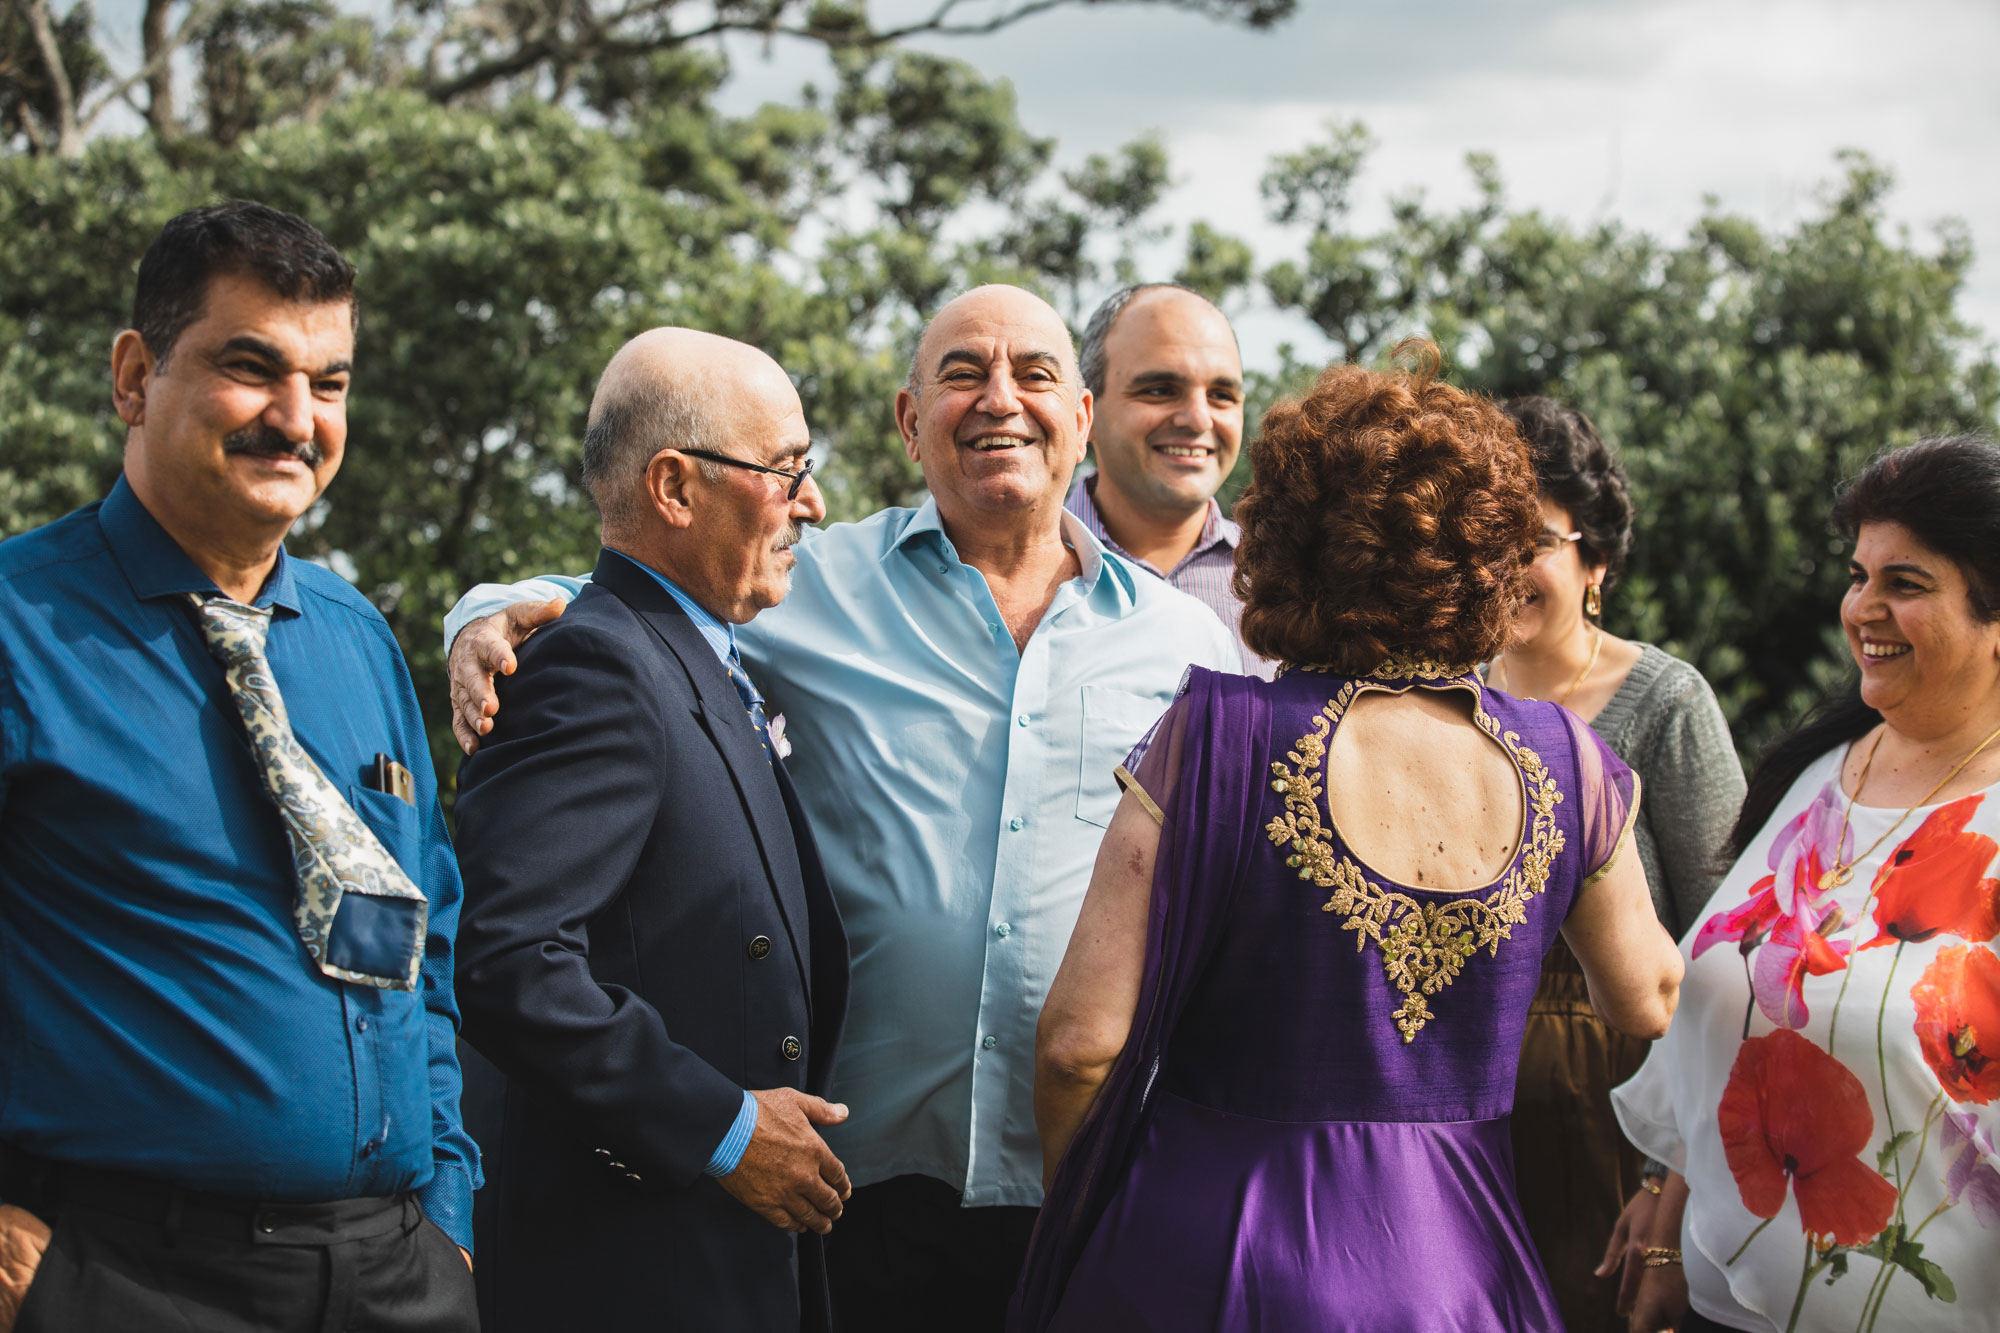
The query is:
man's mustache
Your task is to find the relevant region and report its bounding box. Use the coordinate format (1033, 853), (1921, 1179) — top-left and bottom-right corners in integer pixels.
(223, 424), (323, 469)
(774, 522), (804, 553)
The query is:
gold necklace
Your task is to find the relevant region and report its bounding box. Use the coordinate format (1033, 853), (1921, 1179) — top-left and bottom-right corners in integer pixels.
(1819, 718), (2000, 891)
(1495, 626), (1602, 708)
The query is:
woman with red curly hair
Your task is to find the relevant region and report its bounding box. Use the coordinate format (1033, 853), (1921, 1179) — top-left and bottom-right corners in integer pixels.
(1012, 344), (1683, 1331)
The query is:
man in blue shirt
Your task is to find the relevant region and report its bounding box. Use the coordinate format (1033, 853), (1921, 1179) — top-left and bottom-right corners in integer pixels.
(0, 202), (477, 1332)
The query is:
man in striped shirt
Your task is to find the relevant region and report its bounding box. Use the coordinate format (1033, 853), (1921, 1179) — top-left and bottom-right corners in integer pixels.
(1067, 283), (1275, 677)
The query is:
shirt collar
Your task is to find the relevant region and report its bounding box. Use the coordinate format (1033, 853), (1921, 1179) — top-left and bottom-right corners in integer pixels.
(605, 548), (737, 666)
(887, 495), (1127, 602)
(98, 473), (302, 614)
(1069, 470), (1239, 567)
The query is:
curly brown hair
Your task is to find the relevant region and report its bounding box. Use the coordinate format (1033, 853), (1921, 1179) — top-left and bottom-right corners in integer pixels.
(1233, 342), (1540, 673)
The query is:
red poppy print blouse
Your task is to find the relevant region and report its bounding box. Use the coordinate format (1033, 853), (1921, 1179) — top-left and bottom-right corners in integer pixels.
(1614, 745), (2000, 1333)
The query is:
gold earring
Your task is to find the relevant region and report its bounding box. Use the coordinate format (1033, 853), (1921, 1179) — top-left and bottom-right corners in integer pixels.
(1584, 584), (1603, 618)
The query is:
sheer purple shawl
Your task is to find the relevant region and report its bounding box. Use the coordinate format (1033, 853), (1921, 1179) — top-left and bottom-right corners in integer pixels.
(1009, 666), (1266, 1331)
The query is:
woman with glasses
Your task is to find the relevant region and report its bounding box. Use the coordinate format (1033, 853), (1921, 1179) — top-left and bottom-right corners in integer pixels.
(1490, 398), (1744, 1333)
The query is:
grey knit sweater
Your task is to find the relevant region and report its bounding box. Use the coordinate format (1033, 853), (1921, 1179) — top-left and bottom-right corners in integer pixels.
(1587, 643), (1745, 940)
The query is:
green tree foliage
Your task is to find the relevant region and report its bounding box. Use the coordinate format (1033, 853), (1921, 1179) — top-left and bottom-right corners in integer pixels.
(0, 7), (1216, 788)
(1, 0), (1295, 156)
(1259, 127), (2000, 757)
(4, 2), (1995, 785)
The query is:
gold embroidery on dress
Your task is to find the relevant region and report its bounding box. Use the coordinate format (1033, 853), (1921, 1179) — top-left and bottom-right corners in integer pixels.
(1278, 656), (1476, 683)
(1264, 683), (1566, 1043)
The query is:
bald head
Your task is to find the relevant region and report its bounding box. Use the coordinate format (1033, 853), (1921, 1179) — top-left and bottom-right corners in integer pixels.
(582, 327), (798, 537)
(894, 283), (1092, 535)
(907, 285), (1079, 399)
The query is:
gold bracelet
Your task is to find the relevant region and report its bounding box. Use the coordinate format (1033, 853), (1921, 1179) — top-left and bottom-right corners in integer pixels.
(1639, 1176), (1663, 1196)
(1642, 1247), (1682, 1267)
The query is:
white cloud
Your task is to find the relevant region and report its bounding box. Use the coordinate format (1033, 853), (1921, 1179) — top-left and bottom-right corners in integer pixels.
(716, 0), (2000, 364)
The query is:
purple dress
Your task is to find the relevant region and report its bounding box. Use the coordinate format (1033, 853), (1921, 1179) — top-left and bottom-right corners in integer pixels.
(1012, 664), (1639, 1333)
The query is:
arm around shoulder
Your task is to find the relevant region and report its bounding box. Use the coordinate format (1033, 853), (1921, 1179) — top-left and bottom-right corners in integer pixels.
(441, 574), (591, 654)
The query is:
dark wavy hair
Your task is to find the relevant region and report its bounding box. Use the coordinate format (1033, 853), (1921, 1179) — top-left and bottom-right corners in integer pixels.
(1502, 396), (1633, 603)
(1233, 341), (1541, 672)
(1725, 434), (2000, 861)
(134, 200), (356, 367)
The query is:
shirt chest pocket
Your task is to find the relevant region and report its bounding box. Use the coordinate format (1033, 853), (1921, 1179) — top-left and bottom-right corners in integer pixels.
(1075, 685), (1170, 829)
(346, 785), (424, 882)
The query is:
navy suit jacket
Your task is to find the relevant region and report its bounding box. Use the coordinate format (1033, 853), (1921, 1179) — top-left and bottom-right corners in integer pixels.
(454, 550), (848, 1332)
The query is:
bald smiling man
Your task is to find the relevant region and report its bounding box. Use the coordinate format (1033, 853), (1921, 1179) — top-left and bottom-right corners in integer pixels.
(442, 286), (1239, 1329)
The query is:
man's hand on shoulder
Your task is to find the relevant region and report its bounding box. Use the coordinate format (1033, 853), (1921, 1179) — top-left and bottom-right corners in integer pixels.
(0, 1204), (52, 1332)
(450, 598), (568, 755)
(717, 1088), (851, 1235)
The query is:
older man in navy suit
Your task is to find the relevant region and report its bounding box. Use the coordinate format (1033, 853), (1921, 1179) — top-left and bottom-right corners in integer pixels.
(453, 329), (850, 1331)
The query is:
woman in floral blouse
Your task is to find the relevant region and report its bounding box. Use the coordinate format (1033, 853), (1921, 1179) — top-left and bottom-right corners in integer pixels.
(1612, 435), (2000, 1332)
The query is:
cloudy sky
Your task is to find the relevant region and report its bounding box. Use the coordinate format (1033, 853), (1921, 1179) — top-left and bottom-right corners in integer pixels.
(718, 0), (2000, 367)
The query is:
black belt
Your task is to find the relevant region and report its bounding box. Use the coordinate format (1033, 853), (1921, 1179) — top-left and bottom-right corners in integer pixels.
(0, 1144), (415, 1246)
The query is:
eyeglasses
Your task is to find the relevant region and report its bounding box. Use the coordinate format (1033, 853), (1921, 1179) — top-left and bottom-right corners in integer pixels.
(675, 448), (816, 500)
(1532, 530), (1583, 560)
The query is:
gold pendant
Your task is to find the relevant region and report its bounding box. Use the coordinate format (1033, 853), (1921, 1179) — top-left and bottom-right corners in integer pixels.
(1820, 865), (1854, 892)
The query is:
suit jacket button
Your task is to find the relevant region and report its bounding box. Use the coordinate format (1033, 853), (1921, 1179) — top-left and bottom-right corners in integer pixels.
(780, 1035), (802, 1062)
(748, 935), (772, 961)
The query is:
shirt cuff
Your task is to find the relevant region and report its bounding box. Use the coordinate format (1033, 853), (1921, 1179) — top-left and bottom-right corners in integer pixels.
(703, 1090), (759, 1178)
(418, 1162), (476, 1254)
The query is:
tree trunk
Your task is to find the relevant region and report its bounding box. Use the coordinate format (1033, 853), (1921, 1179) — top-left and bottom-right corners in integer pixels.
(142, 0), (176, 134)
(23, 0), (81, 156)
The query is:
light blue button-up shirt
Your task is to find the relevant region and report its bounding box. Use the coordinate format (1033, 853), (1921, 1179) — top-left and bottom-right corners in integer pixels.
(446, 500), (1239, 1204)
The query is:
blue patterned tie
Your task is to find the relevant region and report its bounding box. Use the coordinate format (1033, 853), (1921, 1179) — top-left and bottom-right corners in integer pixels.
(724, 650), (772, 766)
(190, 595), (427, 990)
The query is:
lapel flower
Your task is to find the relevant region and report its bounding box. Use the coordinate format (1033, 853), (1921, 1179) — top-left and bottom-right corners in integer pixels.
(768, 712), (791, 760)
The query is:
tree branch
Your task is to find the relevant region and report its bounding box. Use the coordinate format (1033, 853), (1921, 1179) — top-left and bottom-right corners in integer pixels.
(420, 0), (1082, 103)
(875, 0), (1068, 42)
(76, 0), (229, 138)
(22, 0), (80, 156)
(416, 0), (1284, 105)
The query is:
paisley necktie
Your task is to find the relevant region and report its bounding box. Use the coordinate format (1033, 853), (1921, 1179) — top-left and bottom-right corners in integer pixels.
(190, 595), (427, 990)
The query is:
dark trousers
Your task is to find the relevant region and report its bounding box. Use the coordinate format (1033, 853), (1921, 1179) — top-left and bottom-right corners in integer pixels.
(825, 1174), (1038, 1333)
(3, 1154), (476, 1333)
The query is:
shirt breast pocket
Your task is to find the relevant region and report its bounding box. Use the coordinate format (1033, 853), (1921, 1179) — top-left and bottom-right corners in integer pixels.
(346, 785), (423, 882)
(1075, 685), (1169, 829)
